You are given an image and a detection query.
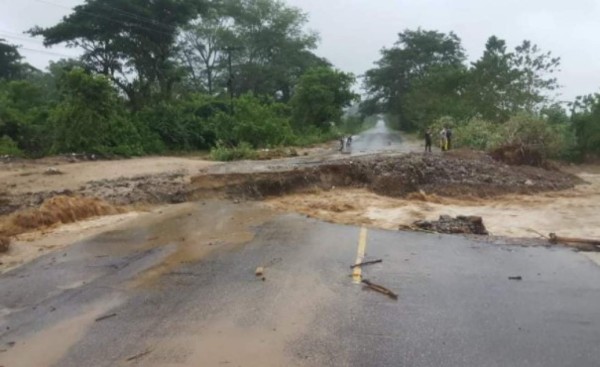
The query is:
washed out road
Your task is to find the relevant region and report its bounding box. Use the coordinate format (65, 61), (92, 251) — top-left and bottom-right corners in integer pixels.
(1, 124), (600, 367)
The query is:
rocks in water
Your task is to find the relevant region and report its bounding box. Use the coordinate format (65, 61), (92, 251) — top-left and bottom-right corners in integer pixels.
(414, 215), (489, 235)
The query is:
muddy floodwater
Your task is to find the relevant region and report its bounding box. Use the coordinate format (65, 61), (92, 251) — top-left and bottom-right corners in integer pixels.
(268, 168), (600, 239)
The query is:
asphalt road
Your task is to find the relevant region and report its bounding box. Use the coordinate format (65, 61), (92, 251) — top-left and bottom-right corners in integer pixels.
(350, 120), (414, 154)
(1, 201), (600, 367)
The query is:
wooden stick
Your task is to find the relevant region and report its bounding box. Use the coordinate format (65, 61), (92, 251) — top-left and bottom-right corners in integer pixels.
(549, 233), (600, 246)
(95, 313), (117, 322)
(350, 259), (383, 269)
(126, 349), (152, 362)
(362, 279), (398, 300)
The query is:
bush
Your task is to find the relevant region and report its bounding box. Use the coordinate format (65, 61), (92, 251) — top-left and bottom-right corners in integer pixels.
(428, 114), (573, 159)
(291, 67), (357, 131)
(454, 118), (501, 150)
(136, 95), (223, 151)
(210, 142), (258, 161)
(291, 125), (339, 146)
(498, 114), (572, 158)
(0, 135), (22, 156)
(210, 94), (295, 148)
(49, 69), (145, 156)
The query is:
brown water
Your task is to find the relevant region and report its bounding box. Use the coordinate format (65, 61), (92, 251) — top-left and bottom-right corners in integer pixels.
(269, 170), (600, 239)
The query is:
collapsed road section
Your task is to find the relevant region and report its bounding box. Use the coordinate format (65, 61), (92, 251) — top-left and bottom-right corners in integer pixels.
(189, 152), (580, 200)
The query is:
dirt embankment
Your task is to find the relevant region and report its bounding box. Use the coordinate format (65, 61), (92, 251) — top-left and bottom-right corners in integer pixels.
(190, 153), (580, 200)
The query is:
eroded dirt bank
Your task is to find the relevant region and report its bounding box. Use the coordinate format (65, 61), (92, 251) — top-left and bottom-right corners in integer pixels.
(190, 152), (580, 200)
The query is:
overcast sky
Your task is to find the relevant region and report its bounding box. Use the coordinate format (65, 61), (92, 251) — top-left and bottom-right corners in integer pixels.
(1, 0), (600, 101)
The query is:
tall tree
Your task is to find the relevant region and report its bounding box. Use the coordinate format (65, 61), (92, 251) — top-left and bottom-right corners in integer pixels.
(179, 6), (229, 95)
(220, 0), (326, 100)
(291, 67), (357, 130)
(513, 40), (561, 111)
(467, 36), (560, 122)
(570, 94), (600, 157)
(363, 29), (466, 130)
(0, 39), (26, 80)
(31, 0), (206, 108)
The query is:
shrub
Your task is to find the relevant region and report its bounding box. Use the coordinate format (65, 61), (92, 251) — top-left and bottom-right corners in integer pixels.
(497, 114), (571, 158)
(0, 135), (22, 156)
(49, 69), (145, 156)
(210, 142), (258, 161)
(210, 94), (294, 148)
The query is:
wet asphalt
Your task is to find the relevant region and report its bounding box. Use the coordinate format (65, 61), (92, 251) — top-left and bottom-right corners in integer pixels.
(351, 121), (410, 155)
(1, 209), (600, 366)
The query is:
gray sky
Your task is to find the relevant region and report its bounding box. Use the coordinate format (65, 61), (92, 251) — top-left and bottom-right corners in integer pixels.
(1, 0), (600, 101)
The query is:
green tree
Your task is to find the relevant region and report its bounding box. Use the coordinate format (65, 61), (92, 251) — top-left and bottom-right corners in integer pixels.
(0, 80), (51, 156)
(291, 67), (357, 130)
(210, 93), (294, 148)
(218, 0), (328, 101)
(363, 29), (467, 130)
(570, 94), (600, 157)
(31, 0), (207, 108)
(467, 37), (560, 122)
(49, 69), (143, 155)
(179, 7), (228, 95)
(0, 39), (25, 80)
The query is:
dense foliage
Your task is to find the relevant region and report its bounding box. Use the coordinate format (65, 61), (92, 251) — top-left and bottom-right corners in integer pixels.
(364, 28), (598, 161)
(0, 0), (361, 159)
(1, 2), (599, 161)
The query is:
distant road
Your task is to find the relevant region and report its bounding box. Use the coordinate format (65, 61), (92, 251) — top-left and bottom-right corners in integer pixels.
(351, 119), (418, 154)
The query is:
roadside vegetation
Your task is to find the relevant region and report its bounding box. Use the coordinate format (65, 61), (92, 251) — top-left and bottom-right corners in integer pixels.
(2, 2), (599, 162)
(364, 30), (600, 161)
(0, 0), (361, 160)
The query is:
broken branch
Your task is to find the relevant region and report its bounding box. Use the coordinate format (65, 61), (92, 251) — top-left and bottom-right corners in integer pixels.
(361, 279), (398, 300)
(126, 349), (152, 362)
(95, 313), (117, 322)
(549, 233), (600, 251)
(350, 259), (383, 269)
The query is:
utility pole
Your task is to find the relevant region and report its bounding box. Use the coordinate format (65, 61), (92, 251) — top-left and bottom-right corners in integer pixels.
(224, 46), (240, 115)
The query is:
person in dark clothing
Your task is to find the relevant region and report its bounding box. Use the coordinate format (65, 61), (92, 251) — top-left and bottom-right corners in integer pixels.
(425, 129), (432, 153)
(445, 126), (453, 150)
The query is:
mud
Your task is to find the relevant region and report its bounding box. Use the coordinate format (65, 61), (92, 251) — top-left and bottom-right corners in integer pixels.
(191, 153), (580, 200)
(268, 168), (600, 241)
(0, 195), (125, 237)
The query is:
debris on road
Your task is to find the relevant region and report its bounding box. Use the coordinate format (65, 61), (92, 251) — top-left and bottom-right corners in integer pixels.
(549, 233), (600, 251)
(413, 215), (489, 235)
(508, 276), (523, 281)
(350, 259), (383, 269)
(126, 349), (152, 362)
(362, 279), (398, 300)
(255, 267), (264, 277)
(95, 313), (117, 322)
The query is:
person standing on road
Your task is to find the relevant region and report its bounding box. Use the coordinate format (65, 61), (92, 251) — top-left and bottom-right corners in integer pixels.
(425, 129), (432, 153)
(445, 126), (453, 150)
(439, 127), (448, 151)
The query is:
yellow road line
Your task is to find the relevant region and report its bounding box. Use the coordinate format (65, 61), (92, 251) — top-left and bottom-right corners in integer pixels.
(352, 227), (368, 284)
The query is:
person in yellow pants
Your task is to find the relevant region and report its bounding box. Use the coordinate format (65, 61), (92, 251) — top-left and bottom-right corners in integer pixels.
(439, 128), (448, 151)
